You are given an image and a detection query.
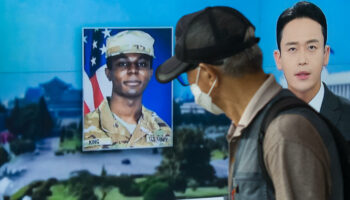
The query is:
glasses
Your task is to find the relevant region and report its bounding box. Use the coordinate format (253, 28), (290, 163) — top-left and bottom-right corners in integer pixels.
(176, 60), (224, 86)
(176, 63), (200, 86)
(177, 73), (190, 86)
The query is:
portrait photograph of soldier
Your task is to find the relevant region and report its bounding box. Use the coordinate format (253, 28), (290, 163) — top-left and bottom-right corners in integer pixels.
(83, 28), (173, 151)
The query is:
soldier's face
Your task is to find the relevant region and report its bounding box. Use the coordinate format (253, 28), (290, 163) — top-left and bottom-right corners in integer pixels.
(106, 53), (153, 98)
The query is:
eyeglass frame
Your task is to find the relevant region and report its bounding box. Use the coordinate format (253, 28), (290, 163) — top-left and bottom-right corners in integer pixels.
(175, 59), (224, 86)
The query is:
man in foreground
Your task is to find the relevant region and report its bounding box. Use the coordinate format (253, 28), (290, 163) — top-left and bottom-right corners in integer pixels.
(156, 6), (342, 200)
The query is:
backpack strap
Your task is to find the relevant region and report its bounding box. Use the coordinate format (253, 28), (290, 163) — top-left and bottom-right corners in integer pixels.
(257, 95), (315, 193)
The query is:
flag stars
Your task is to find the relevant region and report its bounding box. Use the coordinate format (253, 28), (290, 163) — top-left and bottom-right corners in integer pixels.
(93, 40), (97, 49)
(83, 35), (87, 44)
(102, 29), (111, 38)
(100, 44), (107, 55)
(91, 57), (96, 66)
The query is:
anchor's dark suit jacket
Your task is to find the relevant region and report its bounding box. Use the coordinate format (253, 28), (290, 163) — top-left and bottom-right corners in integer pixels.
(321, 83), (350, 141)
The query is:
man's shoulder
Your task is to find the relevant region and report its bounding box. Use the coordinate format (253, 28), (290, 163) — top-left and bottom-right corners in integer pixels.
(264, 113), (328, 158)
(142, 106), (172, 135)
(324, 84), (350, 109)
(84, 99), (112, 124)
(142, 107), (170, 126)
(83, 102), (111, 151)
(85, 108), (100, 121)
(337, 95), (350, 109)
(267, 113), (320, 141)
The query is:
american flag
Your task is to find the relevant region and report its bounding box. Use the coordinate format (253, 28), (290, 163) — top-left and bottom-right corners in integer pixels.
(83, 28), (112, 115)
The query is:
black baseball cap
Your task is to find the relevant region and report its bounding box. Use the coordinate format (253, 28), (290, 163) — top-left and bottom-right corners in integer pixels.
(156, 6), (260, 83)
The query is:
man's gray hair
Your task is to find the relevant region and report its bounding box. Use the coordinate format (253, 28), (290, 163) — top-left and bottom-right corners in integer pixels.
(221, 27), (263, 77)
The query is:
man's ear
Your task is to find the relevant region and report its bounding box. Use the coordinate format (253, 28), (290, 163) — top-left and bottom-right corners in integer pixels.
(198, 63), (219, 87)
(105, 67), (111, 81)
(323, 45), (330, 66)
(273, 50), (283, 70)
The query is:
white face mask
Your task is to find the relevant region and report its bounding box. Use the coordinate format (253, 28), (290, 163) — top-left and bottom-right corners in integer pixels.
(190, 67), (224, 115)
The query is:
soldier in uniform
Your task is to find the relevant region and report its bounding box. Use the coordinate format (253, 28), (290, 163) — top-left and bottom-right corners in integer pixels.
(83, 30), (172, 151)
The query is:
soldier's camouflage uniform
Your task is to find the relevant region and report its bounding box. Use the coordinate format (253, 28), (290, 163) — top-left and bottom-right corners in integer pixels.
(83, 99), (172, 150)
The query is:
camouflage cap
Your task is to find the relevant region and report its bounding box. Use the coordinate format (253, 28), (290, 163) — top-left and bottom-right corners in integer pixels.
(106, 30), (155, 58)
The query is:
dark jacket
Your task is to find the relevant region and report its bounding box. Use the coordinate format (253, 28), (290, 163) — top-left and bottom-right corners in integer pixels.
(321, 83), (350, 141)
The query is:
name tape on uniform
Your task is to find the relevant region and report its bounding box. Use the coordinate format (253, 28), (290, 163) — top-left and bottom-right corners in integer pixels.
(84, 138), (113, 147)
(146, 134), (169, 144)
